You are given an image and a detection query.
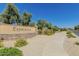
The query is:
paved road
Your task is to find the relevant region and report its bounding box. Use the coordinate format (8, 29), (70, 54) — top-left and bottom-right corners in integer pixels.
(20, 32), (68, 56)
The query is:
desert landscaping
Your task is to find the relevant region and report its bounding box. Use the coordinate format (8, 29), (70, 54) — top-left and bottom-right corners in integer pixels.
(0, 3), (79, 56)
(1, 31), (79, 56)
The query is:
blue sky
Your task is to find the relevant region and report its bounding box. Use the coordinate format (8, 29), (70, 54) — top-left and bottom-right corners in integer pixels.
(0, 3), (79, 28)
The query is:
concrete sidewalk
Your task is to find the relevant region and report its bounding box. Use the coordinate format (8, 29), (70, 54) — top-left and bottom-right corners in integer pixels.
(20, 32), (68, 56)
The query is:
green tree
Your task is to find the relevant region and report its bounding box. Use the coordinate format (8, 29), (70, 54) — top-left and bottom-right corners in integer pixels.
(10, 16), (17, 24)
(37, 19), (49, 34)
(37, 19), (48, 30)
(0, 15), (4, 23)
(74, 25), (79, 30)
(46, 23), (53, 29)
(1, 3), (19, 24)
(22, 12), (32, 26)
(53, 26), (59, 31)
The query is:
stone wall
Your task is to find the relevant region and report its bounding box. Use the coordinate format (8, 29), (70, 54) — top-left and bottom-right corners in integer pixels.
(0, 24), (37, 34)
(0, 24), (37, 40)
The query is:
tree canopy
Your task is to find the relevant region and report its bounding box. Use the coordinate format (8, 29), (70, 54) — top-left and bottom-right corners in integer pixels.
(74, 25), (79, 30)
(1, 4), (19, 24)
(37, 19), (48, 30)
(22, 12), (32, 26)
(0, 3), (32, 26)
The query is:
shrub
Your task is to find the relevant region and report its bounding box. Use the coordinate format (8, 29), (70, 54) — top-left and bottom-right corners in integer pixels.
(0, 47), (23, 56)
(66, 31), (72, 34)
(66, 34), (75, 38)
(44, 29), (53, 35)
(66, 31), (76, 38)
(53, 26), (59, 32)
(75, 42), (79, 45)
(38, 29), (54, 35)
(38, 29), (42, 34)
(15, 39), (28, 47)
